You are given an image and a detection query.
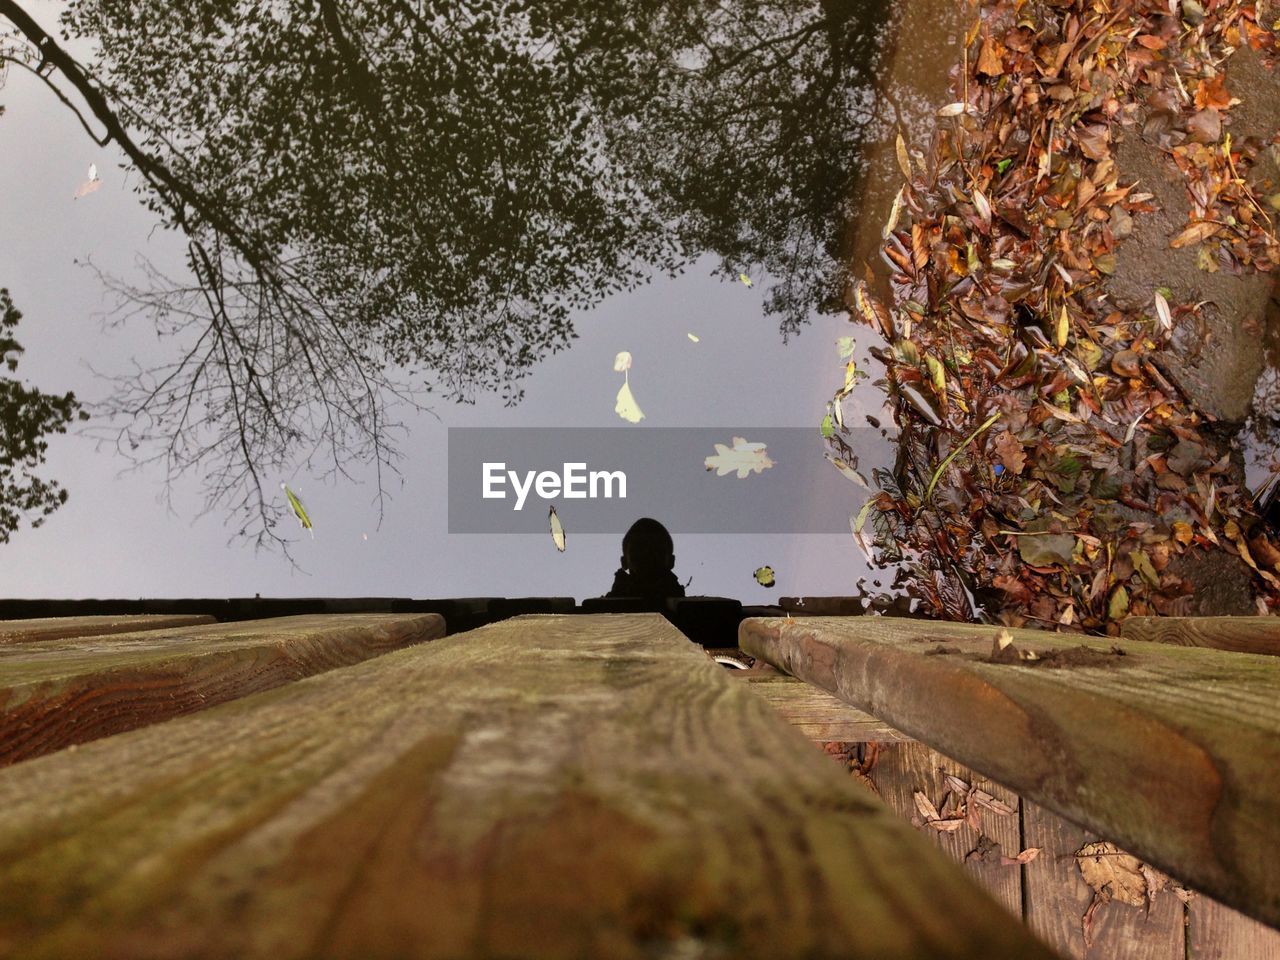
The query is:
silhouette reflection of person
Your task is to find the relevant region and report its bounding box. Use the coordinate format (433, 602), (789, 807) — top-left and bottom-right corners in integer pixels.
(607, 518), (686, 599)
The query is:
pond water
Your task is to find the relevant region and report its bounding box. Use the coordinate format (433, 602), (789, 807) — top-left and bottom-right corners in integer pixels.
(0, 0), (945, 600)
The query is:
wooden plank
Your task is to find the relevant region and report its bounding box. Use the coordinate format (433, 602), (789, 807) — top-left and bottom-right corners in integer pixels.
(737, 670), (914, 742)
(1122, 616), (1280, 656)
(740, 616), (1280, 929)
(870, 741), (1023, 919)
(0, 615), (215, 645)
(0, 614), (1060, 960)
(1022, 801), (1185, 960)
(0, 613), (443, 766)
(1189, 895), (1280, 959)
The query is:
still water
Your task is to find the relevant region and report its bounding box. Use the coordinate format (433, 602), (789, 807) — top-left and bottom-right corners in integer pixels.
(0, 0), (936, 600)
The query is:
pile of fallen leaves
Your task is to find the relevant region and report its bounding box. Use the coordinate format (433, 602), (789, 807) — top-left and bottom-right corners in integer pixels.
(833, 0), (1280, 629)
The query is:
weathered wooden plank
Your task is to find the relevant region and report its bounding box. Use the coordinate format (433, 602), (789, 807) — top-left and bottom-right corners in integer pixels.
(1122, 616), (1280, 656)
(740, 616), (1280, 929)
(1022, 801), (1185, 960)
(0, 615), (216, 645)
(0, 614), (1060, 960)
(1190, 895), (1280, 959)
(0, 613), (443, 766)
(870, 741), (1023, 919)
(736, 669), (914, 742)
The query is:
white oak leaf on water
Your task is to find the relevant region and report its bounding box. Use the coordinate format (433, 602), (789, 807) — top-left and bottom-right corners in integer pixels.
(704, 437), (774, 478)
(1076, 841), (1148, 908)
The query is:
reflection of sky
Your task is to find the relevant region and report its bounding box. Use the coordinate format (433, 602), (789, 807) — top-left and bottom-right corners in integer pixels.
(0, 62), (893, 600)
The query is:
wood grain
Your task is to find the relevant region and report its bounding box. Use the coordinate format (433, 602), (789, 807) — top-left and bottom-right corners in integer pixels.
(736, 670), (914, 742)
(740, 616), (1280, 929)
(0, 613), (443, 766)
(1022, 801), (1184, 960)
(0, 615), (215, 645)
(871, 741), (1023, 919)
(0, 614), (1060, 960)
(1189, 895), (1280, 959)
(1122, 616), (1280, 656)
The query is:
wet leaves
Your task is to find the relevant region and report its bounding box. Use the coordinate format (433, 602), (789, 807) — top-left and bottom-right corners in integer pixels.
(753, 565), (776, 588)
(827, 0), (1280, 627)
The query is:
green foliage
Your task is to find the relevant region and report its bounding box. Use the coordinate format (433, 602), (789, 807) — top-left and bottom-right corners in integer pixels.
(0, 288), (84, 543)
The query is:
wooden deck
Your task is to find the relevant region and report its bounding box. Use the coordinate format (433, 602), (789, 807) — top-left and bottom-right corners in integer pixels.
(0, 613), (443, 766)
(739, 616), (1280, 935)
(0, 613), (1056, 959)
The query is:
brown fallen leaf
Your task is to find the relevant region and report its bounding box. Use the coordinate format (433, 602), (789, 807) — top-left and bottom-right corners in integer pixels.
(1170, 220), (1223, 248)
(1076, 841), (1147, 908)
(1001, 847), (1041, 866)
(992, 430), (1027, 475)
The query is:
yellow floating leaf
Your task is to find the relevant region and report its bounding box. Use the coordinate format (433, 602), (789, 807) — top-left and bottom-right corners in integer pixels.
(549, 505), (566, 552)
(738, 272), (754, 288)
(281, 483), (314, 539)
(896, 132), (912, 180)
(753, 565), (776, 588)
(687, 333), (700, 343)
(615, 379), (645, 423)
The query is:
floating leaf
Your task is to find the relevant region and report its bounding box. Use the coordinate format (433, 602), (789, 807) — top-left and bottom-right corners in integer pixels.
(753, 565), (776, 588)
(704, 436), (774, 478)
(686, 333), (700, 343)
(895, 132), (912, 180)
(835, 336), (857, 360)
(74, 164), (102, 199)
(883, 186), (905, 239)
(738, 273), (753, 288)
(615, 379), (645, 423)
(281, 483), (314, 539)
(549, 505), (566, 552)
(820, 414), (835, 439)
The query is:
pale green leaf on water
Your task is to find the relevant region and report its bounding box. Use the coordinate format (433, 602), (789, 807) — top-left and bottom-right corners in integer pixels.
(836, 336), (857, 360)
(896, 131), (912, 180)
(821, 414), (835, 439)
(281, 483), (314, 539)
(853, 497), (876, 534)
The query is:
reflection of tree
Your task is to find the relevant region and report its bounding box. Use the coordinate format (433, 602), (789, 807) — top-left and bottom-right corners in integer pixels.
(0, 0), (892, 545)
(0, 288), (86, 542)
